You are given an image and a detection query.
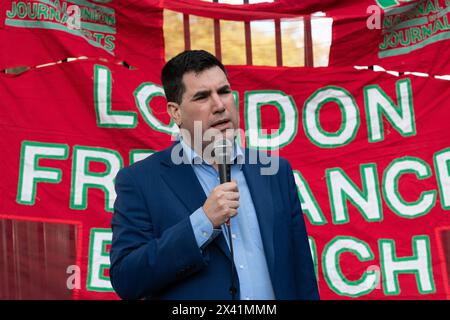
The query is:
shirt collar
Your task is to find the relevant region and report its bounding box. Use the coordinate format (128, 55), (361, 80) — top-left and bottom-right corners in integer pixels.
(179, 136), (244, 169)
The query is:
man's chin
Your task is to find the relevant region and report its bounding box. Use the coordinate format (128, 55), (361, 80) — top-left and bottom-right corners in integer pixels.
(204, 127), (236, 141)
(223, 129), (237, 142)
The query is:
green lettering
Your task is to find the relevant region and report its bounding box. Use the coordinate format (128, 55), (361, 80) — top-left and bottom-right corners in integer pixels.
(94, 33), (104, 43)
(37, 4), (49, 20)
(17, 2), (27, 18)
(393, 15), (402, 25)
(410, 27), (422, 43)
(82, 7), (93, 21)
(415, 2), (425, 15)
(104, 35), (115, 51)
(94, 65), (137, 128)
(48, 6), (60, 22)
(433, 18), (445, 33)
(106, 14), (115, 26)
(383, 16), (393, 29)
(60, 2), (68, 23)
(444, 15), (450, 29)
(98, 12), (105, 23)
(6, 2), (17, 19)
(389, 32), (399, 47)
(399, 29), (411, 45)
(380, 34), (389, 50)
(421, 24), (433, 38)
(27, 3), (37, 19)
(425, 0), (437, 14)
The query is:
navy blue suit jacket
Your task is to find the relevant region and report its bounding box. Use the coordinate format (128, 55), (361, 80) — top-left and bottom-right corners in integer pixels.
(110, 143), (319, 300)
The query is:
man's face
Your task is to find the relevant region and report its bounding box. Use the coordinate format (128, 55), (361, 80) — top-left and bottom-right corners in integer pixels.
(169, 66), (238, 150)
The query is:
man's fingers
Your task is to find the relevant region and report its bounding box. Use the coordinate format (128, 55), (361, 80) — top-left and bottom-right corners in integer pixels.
(223, 191), (239, 201)
(218, 199), (239, 209)
(228, 208), (238, 217)
(227, 200), (240, 209)
(217, 181), (238, 192)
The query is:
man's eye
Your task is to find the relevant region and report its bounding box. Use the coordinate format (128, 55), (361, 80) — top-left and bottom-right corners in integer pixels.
(194, 95), (206, 101)
(219, 90), (231, 95)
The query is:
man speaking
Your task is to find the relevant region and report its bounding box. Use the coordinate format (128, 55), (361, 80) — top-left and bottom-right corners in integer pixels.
(109, 50), (319, 300)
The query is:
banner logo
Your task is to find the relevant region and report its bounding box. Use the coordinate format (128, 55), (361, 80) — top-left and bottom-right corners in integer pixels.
(5, 0), (116, 54)
(376, 0), (450, 58)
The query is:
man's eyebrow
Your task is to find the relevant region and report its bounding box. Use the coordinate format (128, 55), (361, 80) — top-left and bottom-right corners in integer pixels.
(192, 89), (211, 100)
(191, 85), (231, 100)
(218, 84), (231, 91)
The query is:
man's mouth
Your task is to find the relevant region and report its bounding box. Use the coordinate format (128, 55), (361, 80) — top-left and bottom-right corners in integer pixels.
(211, 119), (231, 130)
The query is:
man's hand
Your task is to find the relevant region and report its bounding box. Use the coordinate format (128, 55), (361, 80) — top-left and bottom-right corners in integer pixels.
(203, 180), (240, 228)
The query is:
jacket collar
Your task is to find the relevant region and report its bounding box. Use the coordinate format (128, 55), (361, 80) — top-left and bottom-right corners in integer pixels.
(179, 137), (245, 170)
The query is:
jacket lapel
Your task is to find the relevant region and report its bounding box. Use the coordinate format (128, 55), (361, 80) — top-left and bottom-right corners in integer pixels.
(159, 144), (232, 260)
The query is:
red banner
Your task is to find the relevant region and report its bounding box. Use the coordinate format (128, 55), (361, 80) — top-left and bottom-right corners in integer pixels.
(0, 0), (164, 70)
(329, 0), (450, 75)
(1, 0), (449, 300)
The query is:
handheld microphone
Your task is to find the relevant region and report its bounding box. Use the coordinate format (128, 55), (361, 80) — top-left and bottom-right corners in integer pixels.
(218, 160), (231, 186)
(213, 137), (237, 300)
(215, 138), (233, 225)
(215, 138), (232, 195)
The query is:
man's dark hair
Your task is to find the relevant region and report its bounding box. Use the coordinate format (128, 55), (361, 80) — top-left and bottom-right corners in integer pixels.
(161, 50), (228, 104)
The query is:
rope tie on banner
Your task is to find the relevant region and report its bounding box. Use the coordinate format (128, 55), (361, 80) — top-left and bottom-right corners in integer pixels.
(0, 56), (136, 77)
(354, 65), (450, 81)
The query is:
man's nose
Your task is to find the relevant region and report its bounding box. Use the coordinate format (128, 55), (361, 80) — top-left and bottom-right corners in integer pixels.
(211, 92), (226, 113)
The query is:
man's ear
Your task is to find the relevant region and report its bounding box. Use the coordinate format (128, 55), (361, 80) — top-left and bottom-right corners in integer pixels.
(167, 102), (182, 127)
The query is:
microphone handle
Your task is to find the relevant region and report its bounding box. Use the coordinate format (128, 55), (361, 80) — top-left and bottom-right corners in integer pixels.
(217, 163), (237, 300)
(218, 163), (231, 185)
(218, 163), (231, 226)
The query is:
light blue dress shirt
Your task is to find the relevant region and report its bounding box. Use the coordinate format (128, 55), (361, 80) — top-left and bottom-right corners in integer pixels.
(181, 138), (275, 300)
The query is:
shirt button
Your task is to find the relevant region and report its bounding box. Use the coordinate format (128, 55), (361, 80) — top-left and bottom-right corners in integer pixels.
(202, 232), (208, 237)
(239, 265), (244, 269)
(232, 234), (236, 239)
(245, 297), (250, 300)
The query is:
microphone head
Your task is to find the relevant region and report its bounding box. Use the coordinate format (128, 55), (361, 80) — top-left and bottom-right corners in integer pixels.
(213, 138), (234, 165)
